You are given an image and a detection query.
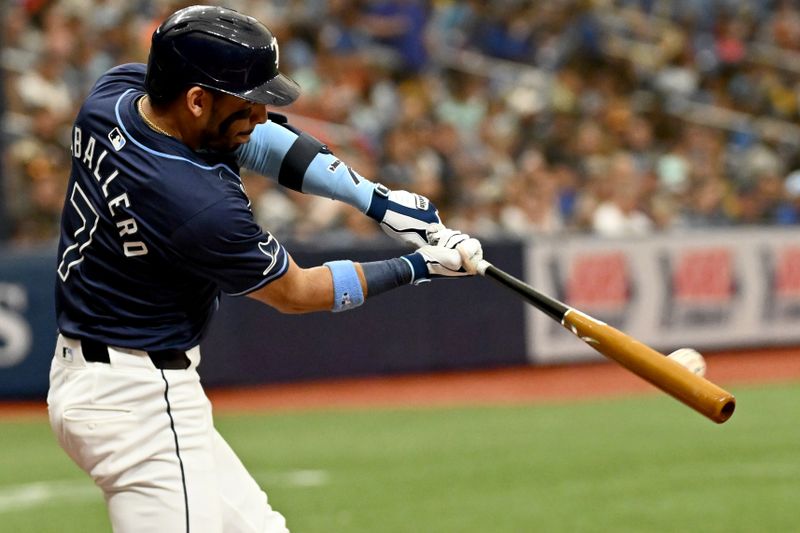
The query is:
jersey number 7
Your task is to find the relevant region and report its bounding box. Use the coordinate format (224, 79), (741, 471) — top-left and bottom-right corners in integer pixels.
(58, 183), (100, 282)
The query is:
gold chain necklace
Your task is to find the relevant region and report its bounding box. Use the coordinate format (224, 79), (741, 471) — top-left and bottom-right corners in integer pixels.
(137, 96), (173, 138)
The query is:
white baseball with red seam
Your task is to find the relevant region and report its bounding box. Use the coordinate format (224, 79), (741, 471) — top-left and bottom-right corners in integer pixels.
(667, 348), (706, 377)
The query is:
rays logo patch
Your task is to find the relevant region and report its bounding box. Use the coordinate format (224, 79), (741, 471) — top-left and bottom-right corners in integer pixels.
(238, 183), (252, 210)
(108, 128), (126, 151)
(258, 235), (280, 276)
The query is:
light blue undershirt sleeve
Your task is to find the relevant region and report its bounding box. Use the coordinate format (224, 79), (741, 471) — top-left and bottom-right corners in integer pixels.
(235, 121), (293, 178)
(236, 121), (377, 213)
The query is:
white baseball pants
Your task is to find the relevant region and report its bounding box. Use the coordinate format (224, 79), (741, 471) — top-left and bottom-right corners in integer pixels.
(47, 334), (289, 533)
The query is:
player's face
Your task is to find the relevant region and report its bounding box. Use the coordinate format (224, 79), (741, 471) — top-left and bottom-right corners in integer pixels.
(201, 92), (268, 151)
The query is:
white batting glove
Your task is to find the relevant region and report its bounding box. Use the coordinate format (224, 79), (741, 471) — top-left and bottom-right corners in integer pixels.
(366, 185), (441, 248)
(425, 224), (469, 248)
(457, 236), (483, 275)
(403, 224), (483, 284)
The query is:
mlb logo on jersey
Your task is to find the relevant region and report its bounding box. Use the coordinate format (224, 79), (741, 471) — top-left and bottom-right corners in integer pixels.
(108, 127), (126, 151)
(61, 346), (74, 362)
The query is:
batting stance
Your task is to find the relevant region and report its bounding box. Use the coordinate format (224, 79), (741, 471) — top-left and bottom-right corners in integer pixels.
(47, 5), (482, 533)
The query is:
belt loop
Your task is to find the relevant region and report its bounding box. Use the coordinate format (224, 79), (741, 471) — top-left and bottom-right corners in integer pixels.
(148, 349), (191, 370)
(80, 338), (111, 364)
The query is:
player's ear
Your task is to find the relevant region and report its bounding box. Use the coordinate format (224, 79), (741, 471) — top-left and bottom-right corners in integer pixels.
(185, 86), (212, 118)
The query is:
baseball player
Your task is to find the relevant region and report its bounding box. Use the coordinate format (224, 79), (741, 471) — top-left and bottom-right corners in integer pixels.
(46, 5), (482, 533)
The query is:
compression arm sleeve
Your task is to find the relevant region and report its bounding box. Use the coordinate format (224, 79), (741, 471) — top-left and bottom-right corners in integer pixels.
(235, 120), (378, 213)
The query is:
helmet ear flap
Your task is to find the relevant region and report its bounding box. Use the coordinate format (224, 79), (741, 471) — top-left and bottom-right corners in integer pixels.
(145, 32), (190, 105)
(144, 55), (169, 104)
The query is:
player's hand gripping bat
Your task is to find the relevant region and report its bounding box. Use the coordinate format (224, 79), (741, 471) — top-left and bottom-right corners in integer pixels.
(475, 260), (736, 424)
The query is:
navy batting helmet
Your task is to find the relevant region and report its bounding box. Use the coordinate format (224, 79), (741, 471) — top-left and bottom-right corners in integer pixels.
(145, 5), (300, 106)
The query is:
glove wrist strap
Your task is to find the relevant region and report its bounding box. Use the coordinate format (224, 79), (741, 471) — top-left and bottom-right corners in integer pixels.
(365, 184), (390, 220)
(400, 252), (429, 285)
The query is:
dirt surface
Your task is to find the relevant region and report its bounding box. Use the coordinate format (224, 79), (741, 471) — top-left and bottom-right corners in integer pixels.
(3, 347), (799, 418)
(207, 347), (800, 412)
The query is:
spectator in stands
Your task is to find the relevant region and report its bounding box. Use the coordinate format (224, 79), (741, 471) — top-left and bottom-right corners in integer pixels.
(359, 0), (430, 73)
(500, 166), (565, 236)
(6, 145), (66, 244)
(15, 55), (73, 120)
(681, 175), (734, 227)
(775, 170), (800, 224)
(589, 152), (654, 237)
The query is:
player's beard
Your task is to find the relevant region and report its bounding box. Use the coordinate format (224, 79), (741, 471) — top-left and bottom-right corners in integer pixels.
(199, 102), (253, 152)
(198, 124), (238, 152)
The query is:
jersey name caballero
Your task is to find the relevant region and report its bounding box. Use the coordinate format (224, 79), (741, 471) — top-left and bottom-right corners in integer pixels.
(56, 64), (288, 351)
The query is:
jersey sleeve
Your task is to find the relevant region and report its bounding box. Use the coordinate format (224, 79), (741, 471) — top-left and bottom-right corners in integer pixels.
(169, 198), (289, 296)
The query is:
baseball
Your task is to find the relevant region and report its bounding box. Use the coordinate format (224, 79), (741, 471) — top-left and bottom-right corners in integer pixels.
(667, 348), (707, 377)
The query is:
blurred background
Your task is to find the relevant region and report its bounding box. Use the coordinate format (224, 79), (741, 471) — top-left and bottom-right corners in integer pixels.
(3, 0), (800, 389)
(4, 0), (800, 390)
(4, 0), (800, 247)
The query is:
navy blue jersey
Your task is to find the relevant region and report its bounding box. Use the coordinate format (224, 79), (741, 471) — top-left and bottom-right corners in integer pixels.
(56, 64), (288, 351)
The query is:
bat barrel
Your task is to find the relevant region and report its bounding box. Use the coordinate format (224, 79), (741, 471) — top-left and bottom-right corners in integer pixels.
(563, 309), (736, 424)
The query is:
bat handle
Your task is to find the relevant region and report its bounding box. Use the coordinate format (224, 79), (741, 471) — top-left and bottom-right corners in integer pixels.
(475, 259), (493, 276)
(476, 259), (569, 322)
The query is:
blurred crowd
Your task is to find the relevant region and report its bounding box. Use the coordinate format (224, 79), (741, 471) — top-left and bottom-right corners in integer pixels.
(4, 0), (800, 248)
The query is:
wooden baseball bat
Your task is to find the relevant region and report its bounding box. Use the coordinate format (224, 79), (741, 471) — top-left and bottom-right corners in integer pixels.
(476, 260), (736, 424)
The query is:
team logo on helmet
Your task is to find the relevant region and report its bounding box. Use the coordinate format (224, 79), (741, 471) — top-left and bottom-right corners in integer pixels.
(270, 36), (279, 69)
